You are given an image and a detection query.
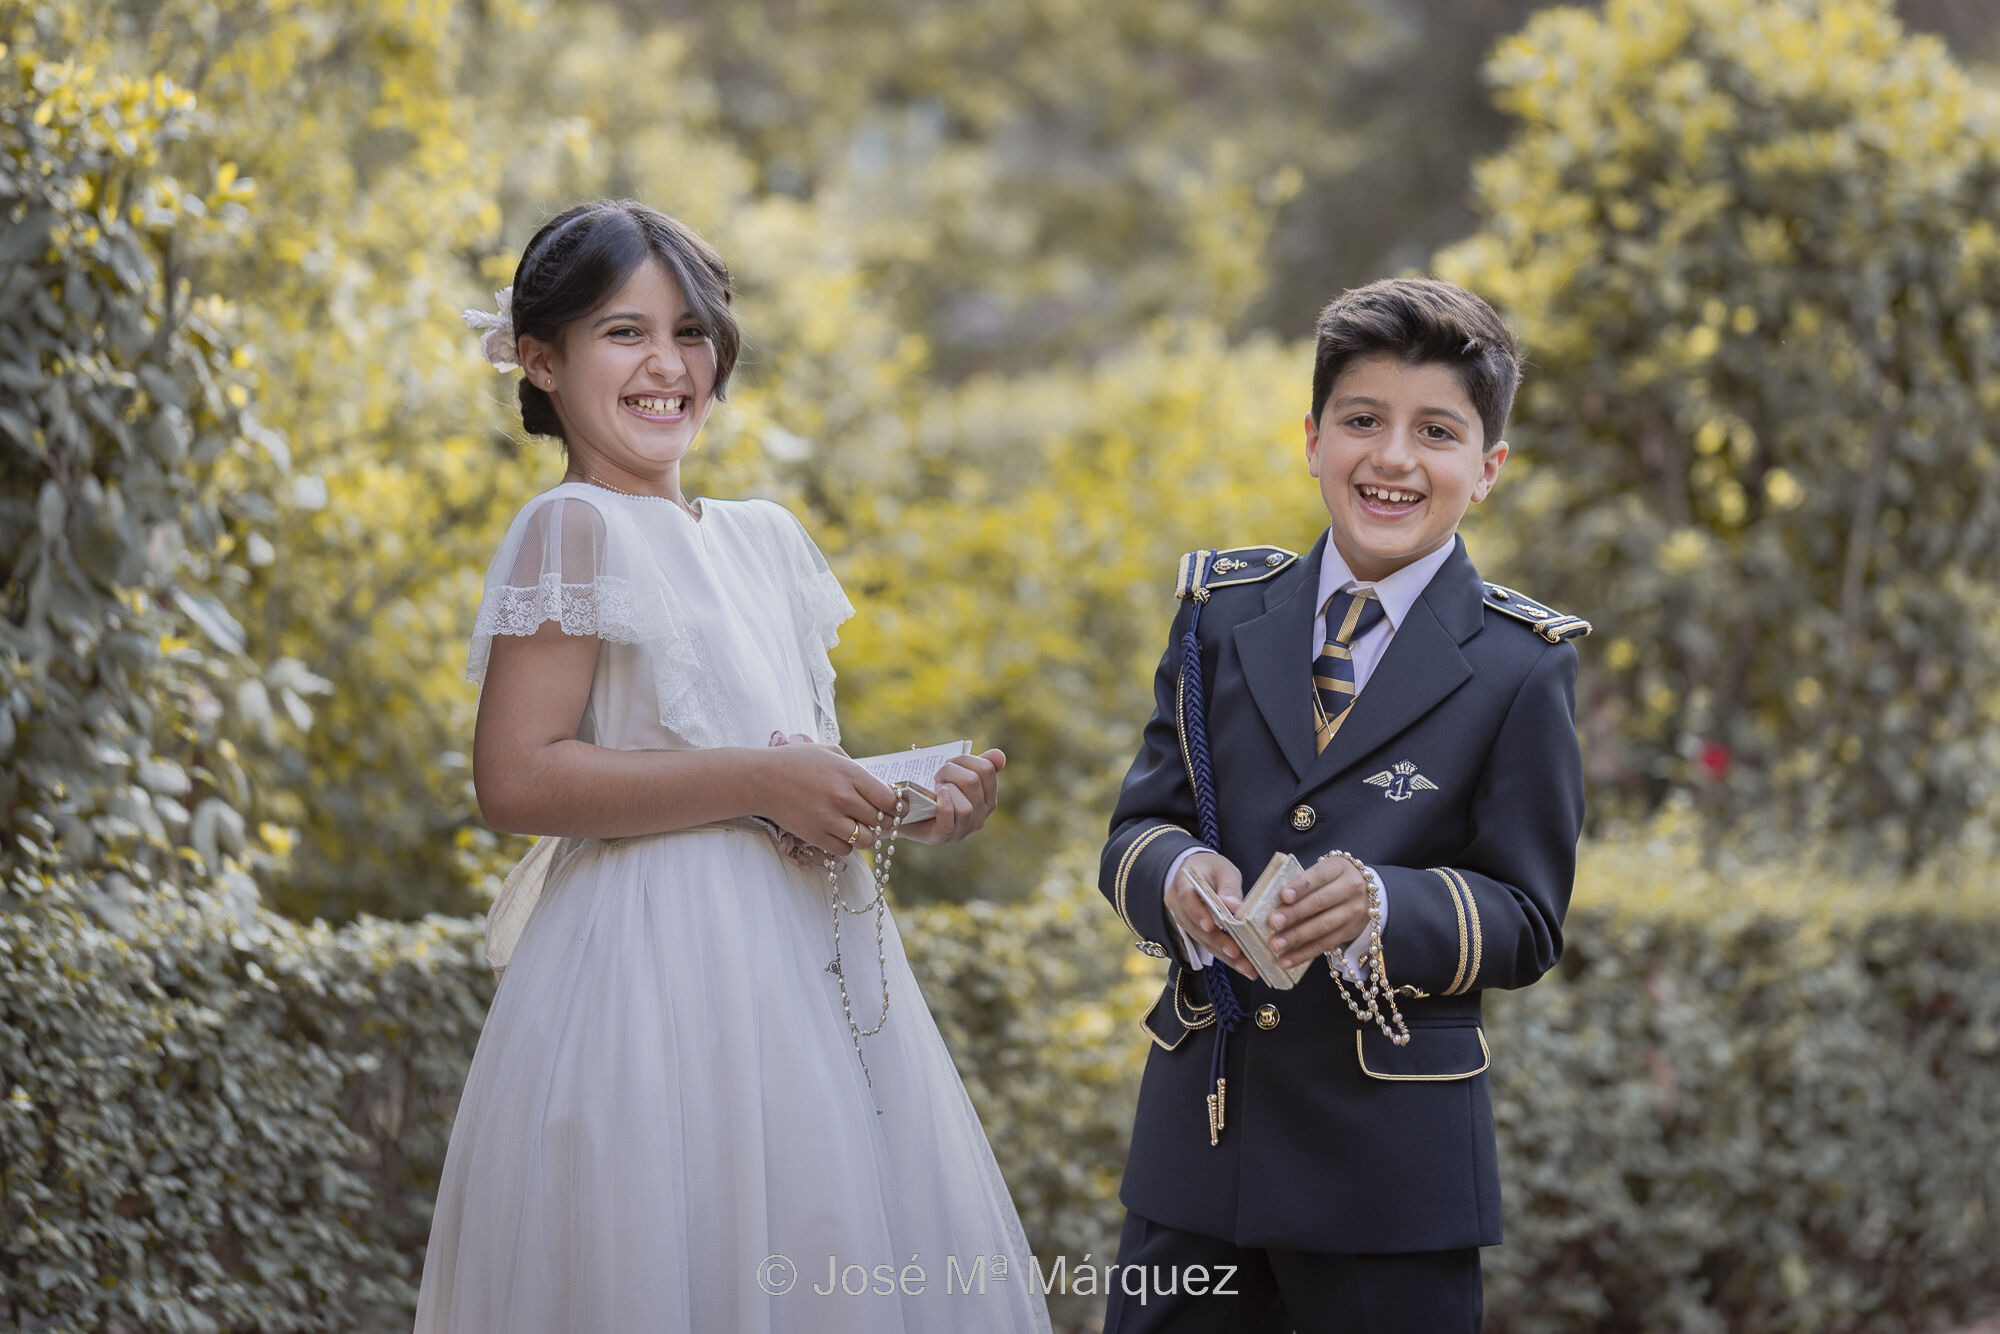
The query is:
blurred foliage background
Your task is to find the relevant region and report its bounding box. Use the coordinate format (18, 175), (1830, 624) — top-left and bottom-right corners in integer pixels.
(5, 0), (2000, 1329)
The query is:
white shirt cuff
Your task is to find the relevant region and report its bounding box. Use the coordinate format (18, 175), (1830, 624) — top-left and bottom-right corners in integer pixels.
(1163, 846), (1216, 968)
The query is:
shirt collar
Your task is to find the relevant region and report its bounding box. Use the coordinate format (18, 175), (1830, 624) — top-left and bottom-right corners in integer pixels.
(1316, 532), (1458, 632)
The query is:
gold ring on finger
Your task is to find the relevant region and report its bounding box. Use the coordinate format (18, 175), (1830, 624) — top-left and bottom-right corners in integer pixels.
(846, 821), (863, 848)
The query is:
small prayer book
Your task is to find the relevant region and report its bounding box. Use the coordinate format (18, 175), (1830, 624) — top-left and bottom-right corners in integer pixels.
(1184, 851), (1315, 990)
(853, 741), (974, 824)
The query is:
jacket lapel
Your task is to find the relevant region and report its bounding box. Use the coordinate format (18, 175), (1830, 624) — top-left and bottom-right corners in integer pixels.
(1293, 537), (1485, 797)
(1232, 531), (1328, 782)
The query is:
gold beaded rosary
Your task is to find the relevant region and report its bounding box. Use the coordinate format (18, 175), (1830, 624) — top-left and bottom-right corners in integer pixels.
(822, 797), (908, 1094)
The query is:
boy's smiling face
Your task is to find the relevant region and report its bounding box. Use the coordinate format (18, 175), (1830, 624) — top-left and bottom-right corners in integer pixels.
(1305, 354), (1508, 583)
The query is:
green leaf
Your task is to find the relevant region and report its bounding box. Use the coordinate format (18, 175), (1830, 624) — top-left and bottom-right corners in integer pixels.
(173, 594), (244, 656)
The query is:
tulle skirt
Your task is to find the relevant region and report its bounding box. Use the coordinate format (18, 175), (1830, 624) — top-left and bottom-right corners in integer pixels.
(413, 825), (1051, 1333)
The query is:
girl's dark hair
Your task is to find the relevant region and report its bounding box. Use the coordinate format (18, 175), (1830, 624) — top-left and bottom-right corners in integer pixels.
(510, 200), (741, 443)
(1309, 277), (1522, 450)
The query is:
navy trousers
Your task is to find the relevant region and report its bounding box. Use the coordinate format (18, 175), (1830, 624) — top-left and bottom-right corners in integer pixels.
(1103, 1210), (1483, 1334)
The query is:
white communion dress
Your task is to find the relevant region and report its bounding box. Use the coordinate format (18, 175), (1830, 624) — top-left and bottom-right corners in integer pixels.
(413, 483), (1050, 1334)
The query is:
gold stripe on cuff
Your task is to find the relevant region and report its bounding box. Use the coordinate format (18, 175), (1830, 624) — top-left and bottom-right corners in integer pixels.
(1430, 867), (1469, 996)
(1445, 867), (1482, 994)
(1115, 823), (1186, 939)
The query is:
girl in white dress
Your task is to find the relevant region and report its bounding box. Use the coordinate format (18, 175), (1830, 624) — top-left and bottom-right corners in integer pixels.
(414, 199), (1051, 1333)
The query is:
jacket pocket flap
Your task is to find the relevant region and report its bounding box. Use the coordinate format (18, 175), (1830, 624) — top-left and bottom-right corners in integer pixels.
(1356, 1026), (1490, 1081)
(1142, 987), (1188, 1050)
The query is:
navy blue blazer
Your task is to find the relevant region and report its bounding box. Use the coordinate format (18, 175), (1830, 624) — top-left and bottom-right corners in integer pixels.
(1099, 530), (1585, 1253)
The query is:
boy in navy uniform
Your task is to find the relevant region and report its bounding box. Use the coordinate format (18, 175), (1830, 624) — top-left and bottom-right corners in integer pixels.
(1099, 278), (1588, 1333)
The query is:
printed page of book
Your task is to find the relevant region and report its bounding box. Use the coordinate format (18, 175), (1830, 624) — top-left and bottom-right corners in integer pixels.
(851, 741), (974, 791)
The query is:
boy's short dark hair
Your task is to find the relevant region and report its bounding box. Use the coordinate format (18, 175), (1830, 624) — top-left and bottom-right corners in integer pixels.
(1309, 278), (1522, 450)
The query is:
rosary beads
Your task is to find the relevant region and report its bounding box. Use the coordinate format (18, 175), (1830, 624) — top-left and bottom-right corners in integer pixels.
(824, 797), (907, 1092)
(1318, 850), (1412, 1047)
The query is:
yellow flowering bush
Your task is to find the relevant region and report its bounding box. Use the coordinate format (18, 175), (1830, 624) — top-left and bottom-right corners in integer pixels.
(1442, 0), (2000, 860)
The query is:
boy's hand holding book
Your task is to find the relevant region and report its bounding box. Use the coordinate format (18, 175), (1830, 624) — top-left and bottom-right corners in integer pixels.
(1165, 852), (1259, 979)
(1262, 854), (1372, 972)
(1167, 850), (1374, 985)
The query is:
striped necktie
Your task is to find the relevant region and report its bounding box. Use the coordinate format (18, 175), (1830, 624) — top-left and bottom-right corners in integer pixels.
(1312, 588), (1387, 754)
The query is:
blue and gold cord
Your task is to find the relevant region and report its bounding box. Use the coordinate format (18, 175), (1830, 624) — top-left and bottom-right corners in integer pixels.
(1179, 576), (1244, 1144)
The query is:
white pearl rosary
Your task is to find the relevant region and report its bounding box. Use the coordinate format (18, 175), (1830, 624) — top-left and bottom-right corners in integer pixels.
(823, 798), (908, 1092)
(1318, 849), (1412, 1047)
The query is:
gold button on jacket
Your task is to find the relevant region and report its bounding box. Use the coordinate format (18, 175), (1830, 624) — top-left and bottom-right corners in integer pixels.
(1289, 804), (1316, 831)
(1254, 1003), (1280, 1030)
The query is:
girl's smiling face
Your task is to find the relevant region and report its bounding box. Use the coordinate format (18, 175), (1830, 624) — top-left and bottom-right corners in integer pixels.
(518, 258), (718, 493)
(1305, 354), (1508, 582)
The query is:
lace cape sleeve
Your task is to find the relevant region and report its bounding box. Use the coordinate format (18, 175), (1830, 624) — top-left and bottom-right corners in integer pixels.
(467, 494), (621, 677)
(465, 491), (732, 747)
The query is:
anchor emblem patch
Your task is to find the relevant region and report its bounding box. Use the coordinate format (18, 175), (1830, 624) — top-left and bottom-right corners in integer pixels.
(1364, 760), (1439, 802)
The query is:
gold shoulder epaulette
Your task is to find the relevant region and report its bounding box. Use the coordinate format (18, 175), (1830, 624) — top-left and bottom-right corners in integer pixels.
(1483, 583), (1591, 643)
(1176, 546), (1300, 602)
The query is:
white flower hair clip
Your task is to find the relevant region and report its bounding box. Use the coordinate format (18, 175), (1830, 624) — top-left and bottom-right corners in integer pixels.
(462, 287), (519, 372)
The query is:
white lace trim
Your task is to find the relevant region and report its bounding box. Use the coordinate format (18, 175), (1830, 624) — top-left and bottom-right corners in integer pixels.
(465, 572), (731, 749)
(466, 573), (647, 650)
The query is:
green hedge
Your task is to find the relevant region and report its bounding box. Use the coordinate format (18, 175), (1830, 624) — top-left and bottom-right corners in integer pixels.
(3, 836), (1997, 1332)
(1481, 833), (2000, 1333)
(0, 891), (492, 1333)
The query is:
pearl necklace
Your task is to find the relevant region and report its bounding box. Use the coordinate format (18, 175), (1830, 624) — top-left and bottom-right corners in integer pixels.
(570, 472), (701, 521)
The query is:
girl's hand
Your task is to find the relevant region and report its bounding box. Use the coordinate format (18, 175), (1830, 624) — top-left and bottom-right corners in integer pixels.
(900, 749), (1006, 846)
(759, 734), (900, 858)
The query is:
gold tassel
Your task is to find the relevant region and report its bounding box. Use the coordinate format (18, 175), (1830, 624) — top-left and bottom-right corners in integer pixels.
(1206, 1090), (1220, 1147)
(1215, 1077), (1226, 1134)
